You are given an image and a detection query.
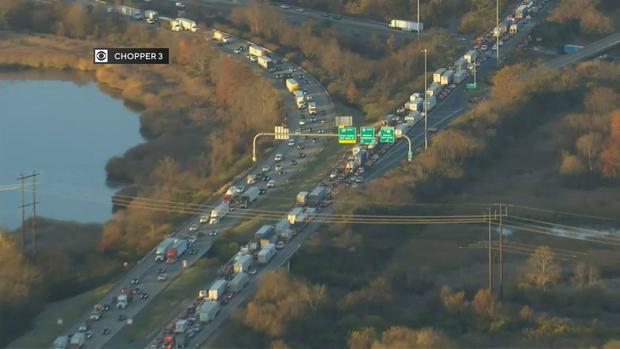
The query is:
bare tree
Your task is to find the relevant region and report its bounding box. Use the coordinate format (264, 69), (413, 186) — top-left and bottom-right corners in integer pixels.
(523, 246), (562, 291)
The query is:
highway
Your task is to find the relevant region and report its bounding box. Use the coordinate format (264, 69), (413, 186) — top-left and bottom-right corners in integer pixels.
(546, 31), (620, 69)
(199, 0), (418, 39)
(57, 5), (336, 348)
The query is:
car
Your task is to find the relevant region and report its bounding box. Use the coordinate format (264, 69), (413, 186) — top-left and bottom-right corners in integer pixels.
(274, 153), (283, 162)
(275, 164), (283, 171)
(290, 159), (298, 165)
(258, 188), (267, 195)
(304, 80), (310, 85)
(294, 128), (302, 134)
(320, 12), (329, 17)
(296, 143), (305, 150)
(103, 304), (111, 311)
(481, 44), (488, 51)
(298, 152), (306, 159)
(355, 176), (364, 183)
(236, 186), (245, 193)
(276, 240), (285, 249)
(330, 172), (338, 180)
(118, 314), (127, 321)
(318, 129), (326, 134)
(302, 89), (308, 95)
(279, 4), (289, 9)
(188, 224), (198, 232)
(233, 47), (242, 54)
(102, 328), (111, 336)
(224, 292), (234, 301)
(263, 175), (271, 182)
(157, 274), (168, 282)
(187, 330), (196, 338)
(298, 74), (304, 79)
(288, 139), (295, 146)
(295, 7), (304, 12)
(299, 119), (306, 126)
(278, 171), (287, 176)
(141, 293), (149, 299)
(78, 324), (89, 333)
(262, 165), (270, 172)
(249, 55), (257, 62)
(209, 231), (218, 237)
(310, 117), (317, 123)
(85, 331), (94, 340)
(130, 278), (140, 285)
(274, 73), (281, 79)
(332, 14), (342, 20)
(188, 249), (197, 255)
(312, 137), (320, 143)
(267, 180), (276, 188)
(157, 267), (166, 274)
(248, 268), (257, 275)
(189, 236), (198, 245)
(306, 95), (313, 102)
(191, 324), (202, 333)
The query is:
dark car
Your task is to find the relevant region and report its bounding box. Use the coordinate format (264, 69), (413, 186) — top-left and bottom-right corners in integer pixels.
(263, 175), (271, 182)
(140, 293), (149, 299)
(298, 152), (306, 159)
(157, 267), (166, 274)
(102, 328), (111, 335)
(118, 314), (127, 321)
(258, 188), (267, 195)
(290, 160), (298, 165)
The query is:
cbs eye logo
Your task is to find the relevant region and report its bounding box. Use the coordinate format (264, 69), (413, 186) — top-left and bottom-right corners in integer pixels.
(94, 49), (109, 63)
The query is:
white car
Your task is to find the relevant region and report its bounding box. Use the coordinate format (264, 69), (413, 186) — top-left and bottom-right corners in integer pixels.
(157, 274), (167, 282)
(236, 186), (245, 193)
(288, 139), (295, 146)
(267, 180), (276, 188)
(188, 224), (198, 232)
(280, 4), (290, 9)
(275, 164), (283, 171)
(355, 176), (364, 183)
(274, 154), (283, 162)
(262, 165), (270, 172)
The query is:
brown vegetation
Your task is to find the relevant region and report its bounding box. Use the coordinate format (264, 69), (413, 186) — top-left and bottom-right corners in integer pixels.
(548, 0), (614, 34)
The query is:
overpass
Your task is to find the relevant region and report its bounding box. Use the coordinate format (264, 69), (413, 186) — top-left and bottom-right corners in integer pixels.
(546, 31), (620, 69)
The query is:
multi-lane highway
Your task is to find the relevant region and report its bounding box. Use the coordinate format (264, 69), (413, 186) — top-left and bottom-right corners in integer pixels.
(56, 6), (336, 347)
(200, 0), (418, 39)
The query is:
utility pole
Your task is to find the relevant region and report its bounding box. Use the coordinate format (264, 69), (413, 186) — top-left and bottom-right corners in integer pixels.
(18, 174), (25, 252)
(31, 170), (39, 256)
(417, 0), (420, 41)
(499, 203), (505, 299)
(487, 207), (493, 294)
(422, 48), (428, 149)
(17, 171), (38, 254)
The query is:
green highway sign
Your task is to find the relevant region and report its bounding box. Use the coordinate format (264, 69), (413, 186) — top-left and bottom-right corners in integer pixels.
(338, 126), (357, 144)
(360, 127), (375, 144)
(466, 82), (477, 90)
(379, 126), (395, 143)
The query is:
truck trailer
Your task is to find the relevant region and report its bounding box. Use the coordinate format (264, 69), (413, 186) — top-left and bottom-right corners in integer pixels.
(229, 272), (249, 293)
(257, 56), (273, 69)
(145, 10), (158, 23)
(464, 50), (478, 64)
(296, 191), (308, 206)
(208, 279), (227, 301)
(258, 243), (276, 264)
(293, 90), (305, 109)
(275, 219), (294, 240)
(156, 238), (176, 262)
(69, 333), (85, 349)
(286, 78), (299, 92)
(239, 186), (259, 208)
(433, 68), (446, 84)
(177, 18), (197, 32)
(388, 19), (423, 32)
(212, 30), (229, 43)
(440, 70), (454, 86)
(166, 239), (188, 263)
(210, 202), (229, 224)
(248, 45), (268, 57)
(199, 300), (220, 322)
(234, 254), (253, 273)
(453, 70), (467, 84)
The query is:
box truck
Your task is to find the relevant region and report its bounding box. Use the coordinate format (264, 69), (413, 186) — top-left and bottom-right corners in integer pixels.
(199, 300), (220, 322)
(234, 254), (253, 273)
(440, 70), (454, 86)
(177, 18), (197, 32)
(257, 56), (273, 69)
(293, 90), (305, 109)
(433, 68), (446, 84)
(212, 30), (229, 43)
(208, 279), (227, 301)
(286, 79), (299, 92)
(229, 272), (249, 293)
(258, 243), (276, 264)
(210, 202), (229, 224)
(248, 45), (268, 57)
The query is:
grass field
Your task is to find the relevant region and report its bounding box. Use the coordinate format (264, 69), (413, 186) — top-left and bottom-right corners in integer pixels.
(9, 282), (113, 349)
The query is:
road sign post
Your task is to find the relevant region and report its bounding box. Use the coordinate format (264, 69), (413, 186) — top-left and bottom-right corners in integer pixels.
(360, 127), (375, 144)
(338, 126), (357, 144)
(379, 126), (395, 143)
(466, 82), (477, 90)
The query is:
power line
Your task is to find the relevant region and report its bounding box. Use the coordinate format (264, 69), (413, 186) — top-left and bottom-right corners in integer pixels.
(507, 203), (620, 223)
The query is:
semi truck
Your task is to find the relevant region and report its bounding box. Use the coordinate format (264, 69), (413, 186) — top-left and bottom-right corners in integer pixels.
(453, 70), (467, 84)
(117, 288), (133, 309)
(248, 45), (268, 57)
(255, 225), (276, 247)
(69, 333), (85, 349)
(53, 336), (69, 349)
(388, 19), (423, 32)
(210, 202), (229, 224)
(286, 78), (299, 92)
(239, 186), (259, 208)
(175, 319), (189, 333)
(166, 239), (188, 263)
(208, 279), (227, 301)
(199, 300), (220, 322)
(426, 82), (441, 97)
(433, 68), (446, 84)
(275, 219), (294, 240)
(288, 207), (304, 224)
(156, 238), (176, 262)
(464, 50), (478, 64)
(296, 191), (308, 206)
(212, 30), (229, 43)
(145, 10), (158, 24)
(293, 90), (305, 109)
(308, 102), (317, 115)
(515, 4), (529, 18)
(307, 186), (329, 207)
(440, 70), (454, 86)
(234, 254), (253, 273)
(258, 243), (276, 264)
(257, 56), (273, 69)
(229, 272), (250, 293)
(424, 95), (437, 111)
(177, 18), (197, 32)
(169, 18), (182, 32)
